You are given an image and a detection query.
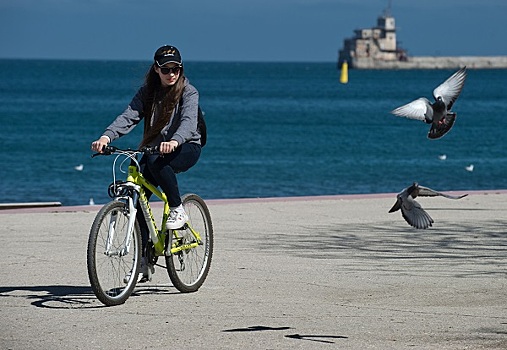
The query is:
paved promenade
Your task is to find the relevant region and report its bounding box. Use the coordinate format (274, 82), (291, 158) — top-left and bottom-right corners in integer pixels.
(1, 191), (506, 349)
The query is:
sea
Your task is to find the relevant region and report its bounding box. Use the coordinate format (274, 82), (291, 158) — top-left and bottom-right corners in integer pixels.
(0, 59), (506, 207)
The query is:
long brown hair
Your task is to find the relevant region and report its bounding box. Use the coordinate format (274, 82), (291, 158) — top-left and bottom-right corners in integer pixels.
(140, 64), (186, 147)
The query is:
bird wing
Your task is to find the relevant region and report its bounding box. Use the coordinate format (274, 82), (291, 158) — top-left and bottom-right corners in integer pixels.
(388, 197), (402, 213)
(400, 196), (434, 229)
(391, 98), (432, 122)
(433, 67), (467, 110)
(417, 185), (468, 199)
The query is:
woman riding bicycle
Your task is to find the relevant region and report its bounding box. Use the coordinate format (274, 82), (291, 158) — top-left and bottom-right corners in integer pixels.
(91, 45), (203, 279)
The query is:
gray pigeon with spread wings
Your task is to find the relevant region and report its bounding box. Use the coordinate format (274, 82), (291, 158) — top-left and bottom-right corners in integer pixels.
(389, 182), (468, 229)
(391, 67), (467, 139)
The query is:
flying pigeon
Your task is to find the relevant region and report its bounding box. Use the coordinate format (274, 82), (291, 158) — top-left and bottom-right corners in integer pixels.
(391, 67), (467, 139)
(389, 182), (468, 229)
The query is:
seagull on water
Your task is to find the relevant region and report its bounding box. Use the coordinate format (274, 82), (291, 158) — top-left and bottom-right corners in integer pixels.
(438, 154), (447, 160)
(465, 164), (474, 172)
(389, 182), (468, 229)
(391, 67), (467, 139)
(74, 164), (84, 171)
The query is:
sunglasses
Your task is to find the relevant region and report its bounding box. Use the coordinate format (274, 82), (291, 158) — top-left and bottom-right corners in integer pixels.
(159, 66), (181, 75)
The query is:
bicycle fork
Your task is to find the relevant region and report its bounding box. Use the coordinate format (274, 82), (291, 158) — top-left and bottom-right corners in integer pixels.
(104, 212), (118, 256)
(104, 196), (138, 257)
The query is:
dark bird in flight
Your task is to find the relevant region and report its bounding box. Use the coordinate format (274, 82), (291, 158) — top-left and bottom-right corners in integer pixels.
(391, 67), (467, 139)
(389, 182), (468, 229)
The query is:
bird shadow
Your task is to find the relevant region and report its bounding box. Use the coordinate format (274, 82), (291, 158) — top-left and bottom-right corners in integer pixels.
(222, 325), (348, 344)
(285, 333), (348, 344)
(222, 325), (292, 332)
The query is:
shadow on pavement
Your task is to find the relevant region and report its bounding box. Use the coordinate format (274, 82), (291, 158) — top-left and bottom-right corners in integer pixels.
(222, 325), (349, 345)
(0, 285), (100, 309)
(244, 219), (507, 277)
(0, 284), (180, 308)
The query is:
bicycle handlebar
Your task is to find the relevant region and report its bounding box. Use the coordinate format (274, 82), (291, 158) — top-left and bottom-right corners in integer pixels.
(91, 145), (159, 158)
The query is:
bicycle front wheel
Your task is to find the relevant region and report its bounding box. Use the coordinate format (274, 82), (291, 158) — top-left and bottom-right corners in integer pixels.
(87, 200), (141, 306)
(166, 193), (213, 293)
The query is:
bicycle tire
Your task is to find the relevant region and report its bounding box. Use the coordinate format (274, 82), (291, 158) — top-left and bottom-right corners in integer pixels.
(165, 193), (213, 293)
(87, 200), (141, 306)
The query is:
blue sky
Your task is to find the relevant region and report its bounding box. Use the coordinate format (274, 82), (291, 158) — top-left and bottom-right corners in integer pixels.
(1, 0), (506, 62)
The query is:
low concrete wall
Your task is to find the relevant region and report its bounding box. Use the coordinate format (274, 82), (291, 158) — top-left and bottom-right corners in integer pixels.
(352, 56), (507, 69)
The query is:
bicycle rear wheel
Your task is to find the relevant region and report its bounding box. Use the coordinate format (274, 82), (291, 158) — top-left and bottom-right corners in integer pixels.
(166, 193), (213, 293)
(87, 200), (141, 306)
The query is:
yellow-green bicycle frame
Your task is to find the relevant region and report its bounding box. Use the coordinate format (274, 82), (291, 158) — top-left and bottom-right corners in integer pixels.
(124, 160), (202, 257)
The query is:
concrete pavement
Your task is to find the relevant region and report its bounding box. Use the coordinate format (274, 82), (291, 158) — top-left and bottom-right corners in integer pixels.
(0, 191), (506, 349)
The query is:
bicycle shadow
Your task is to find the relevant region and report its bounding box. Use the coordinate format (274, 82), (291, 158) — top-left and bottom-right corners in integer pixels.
(130, 285), (181, 297)
(0, 285), (101, 309)
(0, 284), (180, 309)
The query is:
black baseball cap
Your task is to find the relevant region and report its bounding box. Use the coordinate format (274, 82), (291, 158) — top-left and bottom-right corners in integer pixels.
(154, 45), (182, 66)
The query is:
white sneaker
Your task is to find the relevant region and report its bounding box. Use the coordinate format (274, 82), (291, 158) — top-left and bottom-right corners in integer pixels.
(167, 208), (189, 229)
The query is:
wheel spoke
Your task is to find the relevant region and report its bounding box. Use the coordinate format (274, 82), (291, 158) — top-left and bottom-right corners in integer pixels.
(87, 201), (141, 306)
(165, 194), (213, 293)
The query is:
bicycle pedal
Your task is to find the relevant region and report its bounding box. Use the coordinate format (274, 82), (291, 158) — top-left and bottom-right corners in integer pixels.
(169, 225), (188, 231)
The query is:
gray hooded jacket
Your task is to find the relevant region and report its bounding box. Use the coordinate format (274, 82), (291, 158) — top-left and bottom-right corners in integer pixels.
(102, 77), (201, 147)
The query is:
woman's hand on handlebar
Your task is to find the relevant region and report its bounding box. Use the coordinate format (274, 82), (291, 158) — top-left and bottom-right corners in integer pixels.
(91, 136), (110, 153)
(159, 140), (179, 154)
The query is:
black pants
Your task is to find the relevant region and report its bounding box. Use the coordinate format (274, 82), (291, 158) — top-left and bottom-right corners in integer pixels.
(136, 142), (201, 252)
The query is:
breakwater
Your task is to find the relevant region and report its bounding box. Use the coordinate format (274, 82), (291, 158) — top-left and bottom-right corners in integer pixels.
(351, 56), (507, 69)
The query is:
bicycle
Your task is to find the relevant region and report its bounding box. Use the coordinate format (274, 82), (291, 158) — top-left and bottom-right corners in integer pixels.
(87, 145), (213, 306)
